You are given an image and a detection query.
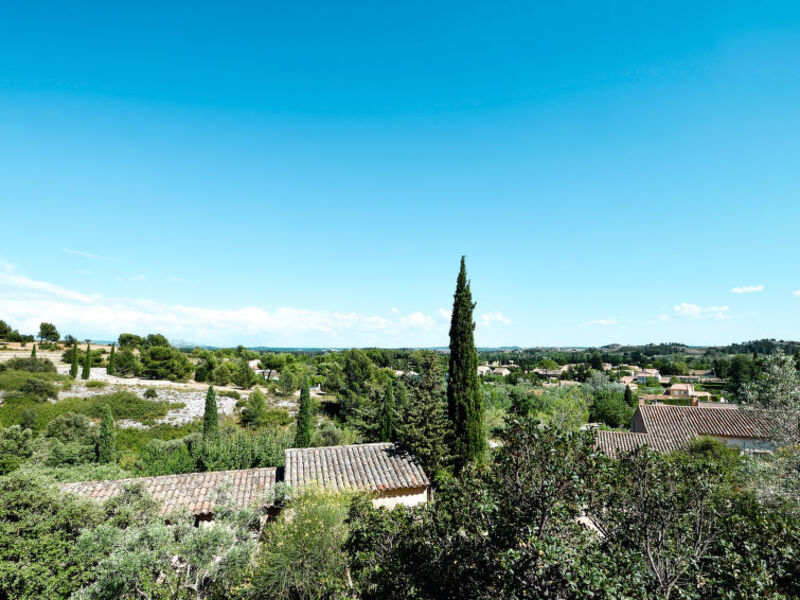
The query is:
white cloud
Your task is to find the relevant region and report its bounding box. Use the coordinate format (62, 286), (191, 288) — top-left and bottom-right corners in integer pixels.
(478, 312), (511, 326)
(793, 290), (800, 297)
(0, 271), (447, 344)
(673, 302), (731, 319)
(390, 307), (399, 314)
(438, 308), (451, 320)
(657, 314), (672, 321)
(585, 319), (616, 326)
(730, 284), (764, 294)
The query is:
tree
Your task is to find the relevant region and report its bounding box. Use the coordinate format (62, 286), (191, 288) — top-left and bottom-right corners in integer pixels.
(113, 347), (140, 377)
(379, 379), (395, 442)
(233, 360), (257, 389)
(0, 320), (12, 339)
(203, 385), (219, 442)
(106, 343), (115, 375)
(140, 345), (193, 381)
(446, 256), (484, 471)
(395, 353), (452, 475)
(624, 384), (635, 407)
(740, 352), (800, 447)
(590, 351), (604, 371)
(97, 405), (116, 463)
(29, 344), (36, 371)
(70, 341), (79, 378)
(240, 388), (269, 429)
(117, 333), (144, 349)
(81, 342), (91, 379)
(295, 377), (313, 448)
(37, 322), (59, 343)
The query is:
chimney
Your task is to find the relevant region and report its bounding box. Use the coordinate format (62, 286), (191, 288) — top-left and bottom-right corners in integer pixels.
(638, 397), (645, 406)
(691, 396), (699, 407)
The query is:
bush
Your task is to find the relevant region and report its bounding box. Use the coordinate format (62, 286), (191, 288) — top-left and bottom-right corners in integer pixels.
(0, 369), (68, 392)
(85, 380), (107, 389)
(0, 391), (183, 431)
(246, 490), (352, 599)
(113, 347), (141, 377)
(20, 378), (58, 400)
(143, 387), (158, 399)
(0, 471), (101, 600)
(0, 357), (56, 373)
(218, 389), (241, 399)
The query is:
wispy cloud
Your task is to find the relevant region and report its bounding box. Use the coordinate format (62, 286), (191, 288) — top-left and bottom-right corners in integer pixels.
(584, 319), (616, 326)
(478, 312), (511, 326)
(62, 249), (120, 262)
(793, 290), (800, 297)
(673, 302), (731, 320)
(731, 284), (764, 294)
(0, 271), (467, 344)
(438, 308), (451, 320)
(130, 274), (146, 281)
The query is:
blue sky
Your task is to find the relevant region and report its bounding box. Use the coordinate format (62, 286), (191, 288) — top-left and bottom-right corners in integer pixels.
(2, 1), (800, 347)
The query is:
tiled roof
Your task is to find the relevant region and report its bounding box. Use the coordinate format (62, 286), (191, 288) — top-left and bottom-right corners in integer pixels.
(60, 467), (277, 515)
(284, 442), (429, 494)
(596, 405), (771, 457)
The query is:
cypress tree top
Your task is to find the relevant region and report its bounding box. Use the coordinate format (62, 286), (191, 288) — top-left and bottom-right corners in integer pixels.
(447, 256), (485, 471)
(81, 342), (91, 380)
(70, 342), (79, 378)
(203, 385), (219, 441)
(295, 377), (313, 448)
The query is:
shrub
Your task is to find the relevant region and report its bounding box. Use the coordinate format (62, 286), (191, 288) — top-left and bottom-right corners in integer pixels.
(218, 389), (241, 399)
(143, 387), (158, 399)
(0, 357), (56, 373)
(246, 490), (352, 599)
(20, 378), (58, 400)
(85, 380), (107, 389)
(113, 347), (141, 377)
(0, 471), (102, 600)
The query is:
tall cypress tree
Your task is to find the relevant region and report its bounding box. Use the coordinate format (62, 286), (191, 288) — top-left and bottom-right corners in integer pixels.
(624, 384), (635, 407)
(295, 377), (312, 448)
(70, 342), (79, 378)
(30, 344), (37, 372)
(30, 344), (36, 360)
(97, 404), (117, 463)
(203, 385), (219, 441)
(446, 256), (485, 471)
(379, 379), (395, 442)
(81, 342), (91, 379)
(107, 343), (116, 375)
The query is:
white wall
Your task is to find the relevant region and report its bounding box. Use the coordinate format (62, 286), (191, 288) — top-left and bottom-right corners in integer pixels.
(371, 487), (429, 509)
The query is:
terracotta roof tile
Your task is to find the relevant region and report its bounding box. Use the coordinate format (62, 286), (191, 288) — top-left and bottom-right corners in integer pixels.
(60, 467), (277, 515)
(596, 405), (771, 457)
(284, 443), (429, 494)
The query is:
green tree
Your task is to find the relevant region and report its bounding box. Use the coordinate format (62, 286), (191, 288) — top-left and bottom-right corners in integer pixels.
(203, 385), (219, 442)
(624, 384), (635, 407)
(81, 342), (91, 379)
(70, 341), (79, 378)
(140, 345), (193, 381)
(106, 343), (115, 375)
(295, 377), (313, 448)
(233, 360), (257, 389)
(29, 344), (37, 372)
(96, 404), (117, 463)
(395, 353), (452, 475)
(37, 322), (59, 343)
(379, 379), (395, 442)
(240, 388), (269, 429)
(113, 347), (140, 377)
(446, 256), (485, 471)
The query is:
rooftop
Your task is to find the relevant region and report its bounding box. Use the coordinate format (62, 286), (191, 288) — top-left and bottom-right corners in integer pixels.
(60, 467), (277, 516)
(284, 442), (429, 494)
(596, 404), (771, 458)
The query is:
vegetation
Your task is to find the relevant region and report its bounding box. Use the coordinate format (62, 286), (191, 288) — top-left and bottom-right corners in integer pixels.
(295, 377), (312, 447)
(202, 385), (219, 441)
(447, 256), (484, 471)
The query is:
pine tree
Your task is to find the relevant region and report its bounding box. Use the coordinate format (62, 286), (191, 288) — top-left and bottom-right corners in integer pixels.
(97, 404), (116, 463)
(70, 342), (79, 378)
(395, 353), (452, 475)
(379, 379), (395, 442)
(624, 384), (635, 407)
(446, 256), (485, 471)
(203, 385), (219, 441)
(31, 344), (36, 360)
(107, 343), (116, 375)
(81, 342), (91, 380)
(295, 377), (313, 448)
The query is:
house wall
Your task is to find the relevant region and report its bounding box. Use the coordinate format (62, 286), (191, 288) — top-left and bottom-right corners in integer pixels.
(371, 486), (429, 509)
(632, 410), (646, 433)
(714, 436), (774, 453)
